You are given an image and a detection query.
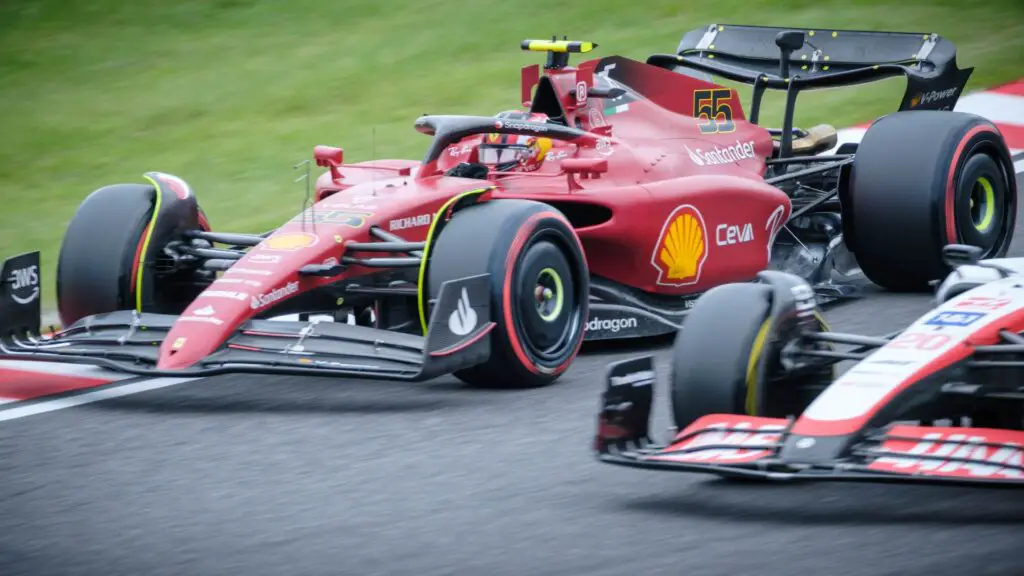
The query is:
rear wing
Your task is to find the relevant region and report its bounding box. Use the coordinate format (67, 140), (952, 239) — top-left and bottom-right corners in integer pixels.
(647, 24), (974, 157)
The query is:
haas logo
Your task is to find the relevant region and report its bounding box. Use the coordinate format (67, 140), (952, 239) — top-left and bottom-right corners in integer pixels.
(8, 264), (39, 305)
(448, 287), (478, 336)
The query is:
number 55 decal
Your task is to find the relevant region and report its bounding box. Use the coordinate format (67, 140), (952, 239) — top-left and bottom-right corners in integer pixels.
(693, 89), (736, 134)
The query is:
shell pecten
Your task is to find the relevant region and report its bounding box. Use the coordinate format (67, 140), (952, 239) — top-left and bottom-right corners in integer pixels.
(651, 204), (708, 282)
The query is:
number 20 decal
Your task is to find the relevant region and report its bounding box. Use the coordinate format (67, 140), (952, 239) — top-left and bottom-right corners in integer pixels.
(693, 89), (736, 134)
(887, 333), (952, 351)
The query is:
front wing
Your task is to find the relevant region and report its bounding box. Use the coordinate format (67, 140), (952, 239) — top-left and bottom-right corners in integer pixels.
(595, 357), (1024, 487)
(0, 269), (495, 382)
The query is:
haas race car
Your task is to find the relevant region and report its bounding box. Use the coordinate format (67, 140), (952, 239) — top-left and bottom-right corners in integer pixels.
(0, 25), (1017, 389)
(596, 245), (1024, 486)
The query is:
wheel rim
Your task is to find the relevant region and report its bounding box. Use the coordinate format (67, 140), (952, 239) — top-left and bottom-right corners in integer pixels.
(512, 235), (582, 364)
(534, 267), (564, 322)
(969, 176), (996, 232)
(954, 152), (1008, 258)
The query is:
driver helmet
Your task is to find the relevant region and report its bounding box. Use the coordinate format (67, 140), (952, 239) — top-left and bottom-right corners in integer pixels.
(479, 111), (555, 172)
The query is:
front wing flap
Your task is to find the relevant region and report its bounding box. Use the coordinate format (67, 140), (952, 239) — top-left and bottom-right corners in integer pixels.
(0, 273), (495, 381)
(595, 357), (1024, 486)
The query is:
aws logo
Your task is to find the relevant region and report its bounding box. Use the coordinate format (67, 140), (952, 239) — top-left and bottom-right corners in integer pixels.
(652, 205), (708, 286)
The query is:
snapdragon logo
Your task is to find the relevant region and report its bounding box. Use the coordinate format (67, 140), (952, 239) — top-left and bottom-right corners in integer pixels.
(586, 316), (638, 333)
(685, 140), (757, 166)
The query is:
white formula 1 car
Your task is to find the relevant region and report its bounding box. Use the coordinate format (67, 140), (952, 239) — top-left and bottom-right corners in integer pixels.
(595, 244), (1023, 486)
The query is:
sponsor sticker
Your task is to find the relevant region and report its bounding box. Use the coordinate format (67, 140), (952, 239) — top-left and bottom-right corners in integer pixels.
(955, 296), (1011, 311)
(180, 305), (224, 325)
(911, 87), (958, 109)
(248, 254), (281, 264)
(448, 287), (477, 336)
(292, 210), (372, 227)
(652, 204), (708, 287)
(575, 81), (588, 104)
(7, 263), (39, 305)
(261, 232), (319, 252)
(609, 370), (655, 387)
(225, 267), (274, 276)
(495, 120), (548, 132)
(200, 290), (249, 302)
(658, 421), (785, 463)
(216, 278), (263, 287)
(250, 281), (300, 310)
(586, 316), (638, 333)
(764, 204), (787, 260)
(595, 137), (614, 157)
(924, 311), (986, 327)
(547, 149), (571, 162)
(389, 214), (432, 231)
(179, 316), (224, 326)
(869, 429), (1023, 480)
(684, 139), (756, 166)
(448, 144), (473, 157)
(715, 222), (753, 246)
(172, 337), (187, 350)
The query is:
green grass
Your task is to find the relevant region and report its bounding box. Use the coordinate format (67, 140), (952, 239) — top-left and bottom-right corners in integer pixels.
(2, 0), (1023, 311)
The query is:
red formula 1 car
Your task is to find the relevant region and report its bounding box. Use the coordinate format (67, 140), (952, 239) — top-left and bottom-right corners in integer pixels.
(0, 25), (1017, 389)
(594, 245), (1023, 486)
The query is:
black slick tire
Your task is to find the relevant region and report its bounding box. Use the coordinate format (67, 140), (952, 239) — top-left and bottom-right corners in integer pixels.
(669, 283), (774, 431)
(846, 110), (1016, 291)
(427, 200), (588, 389)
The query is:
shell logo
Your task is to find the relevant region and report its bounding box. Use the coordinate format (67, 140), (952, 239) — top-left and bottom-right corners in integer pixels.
(651, 205), (708, 286)
(262, 231), (319, 252)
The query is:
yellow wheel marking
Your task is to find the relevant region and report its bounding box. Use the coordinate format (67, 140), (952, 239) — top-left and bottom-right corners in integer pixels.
(744, 319), (772, 416)
(137, 174), (165, 313)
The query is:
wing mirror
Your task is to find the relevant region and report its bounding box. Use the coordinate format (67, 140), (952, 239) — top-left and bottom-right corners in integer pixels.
(314, 145), (344, 181)
(562, 158), (608, 191)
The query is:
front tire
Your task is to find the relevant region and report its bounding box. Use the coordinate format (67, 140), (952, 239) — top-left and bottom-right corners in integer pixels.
(670, 282), (829, 430)
(57, 182), (209, 327)
(427, 200), (588, 389)
(670, 283), (774, 430)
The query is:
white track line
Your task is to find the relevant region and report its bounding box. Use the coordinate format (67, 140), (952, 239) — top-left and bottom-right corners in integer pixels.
(0, 377), (198, 423)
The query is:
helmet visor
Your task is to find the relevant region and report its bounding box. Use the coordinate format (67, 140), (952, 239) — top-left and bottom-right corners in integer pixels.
(479, 144), (529, 169)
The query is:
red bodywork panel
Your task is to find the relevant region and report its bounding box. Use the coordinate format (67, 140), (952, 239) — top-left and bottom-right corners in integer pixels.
(157, 55), (791, 368)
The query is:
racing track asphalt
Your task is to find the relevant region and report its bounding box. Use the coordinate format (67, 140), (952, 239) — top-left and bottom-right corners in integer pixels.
(3, 171), (1024, 576)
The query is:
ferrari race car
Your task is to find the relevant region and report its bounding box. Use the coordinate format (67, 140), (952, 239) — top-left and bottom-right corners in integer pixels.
(0, 25), (1018, 389)
(595, 245), (1024, 486)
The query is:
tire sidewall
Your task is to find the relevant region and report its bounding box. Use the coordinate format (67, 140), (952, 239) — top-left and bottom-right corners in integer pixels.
(427, 200), (588, 388)
(848, 112), (1016, 291)
(669, 283), (772, 430)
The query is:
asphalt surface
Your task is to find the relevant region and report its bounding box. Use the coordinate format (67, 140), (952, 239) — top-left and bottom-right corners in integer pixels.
(3, 173), (1024, 576)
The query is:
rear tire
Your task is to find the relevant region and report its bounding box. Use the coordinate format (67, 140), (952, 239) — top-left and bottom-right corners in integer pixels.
(56, 183), (209, 327)
(427, 200), (588, 389)
(846, 111), (1016, 291)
